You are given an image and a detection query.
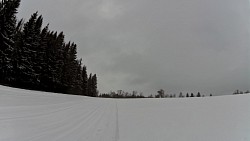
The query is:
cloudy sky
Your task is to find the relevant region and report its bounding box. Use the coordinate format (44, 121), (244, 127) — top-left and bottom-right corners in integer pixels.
(17, 0), (250, 96)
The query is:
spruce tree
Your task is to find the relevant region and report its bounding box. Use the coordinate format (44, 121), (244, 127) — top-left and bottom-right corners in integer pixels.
(190, 93), (194, 97)
(0, 0), (20, 84)
(92, 74), (97, 97)
(197, 92), (201, 97)
(81, 65), (88, 95)
(32, 14), (44, 88)
(74, 59), (83, 94)
(87, 73), (92, 96)
(38, 25), (49, 90)
(67, 42), (78, 92)
(12, 18), (24, 86)
(18, 12), (41, 88)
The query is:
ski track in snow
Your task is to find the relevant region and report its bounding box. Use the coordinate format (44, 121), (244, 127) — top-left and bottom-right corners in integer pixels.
(0, 85), (250, 141)
(0, 86), (119, 141)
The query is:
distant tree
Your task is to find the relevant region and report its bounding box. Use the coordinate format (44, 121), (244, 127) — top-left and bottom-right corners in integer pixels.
(155, 94), (160, 98)
(233, 90), (240, 95)
(139, 92), (144, 98)
(157, 89), (165, 98)
(210, 94), (212, 96)
(117, 90), (123, 96)
(190, 93), (194, 97)
(197, 92), (201, 97)
(132, 91), (137, 97)
(179, 92), (183, 98)
(245, 90), (250, 94)
(148, 94), (153, 98)
(186, 93), (189, 97)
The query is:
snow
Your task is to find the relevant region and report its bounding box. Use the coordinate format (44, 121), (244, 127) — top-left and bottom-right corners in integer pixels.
(0, 85), (250, 141)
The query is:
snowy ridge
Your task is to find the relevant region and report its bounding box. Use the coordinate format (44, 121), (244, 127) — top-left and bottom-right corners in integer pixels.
(0, 85), (250, 141)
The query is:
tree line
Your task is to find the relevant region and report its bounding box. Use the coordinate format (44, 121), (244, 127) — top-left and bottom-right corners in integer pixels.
(154, 89), (211, 98)
(0, 0), (98, 96)
(99, 90), (145, 98)
(233, 90), (249, 95)
(99, 89), (213, 99)
(101, 89), (250, 99)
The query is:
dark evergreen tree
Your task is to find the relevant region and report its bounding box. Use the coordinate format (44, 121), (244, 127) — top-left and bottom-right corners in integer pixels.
(38, 25), (49, 89)
(18, 12), (41, 88)
(32, 14), (44, 88)
(190, 93), (194, 97)
(186, 93), (189, 97)
(52, 32), (64, 91)
(44, 31), (65, 92)
(81, 65), (88, 95)
(12, 18), (24, 86)
(92, 74), (97, 97)
(67, 42), (78, 93)
(197, 92), (201, 97)
(157, 89), (164, 98)
(61, 41), (71, 91)
(73, 59), (83, 95)
(87, 73), (92, 96)
(0, 0), (20, 84)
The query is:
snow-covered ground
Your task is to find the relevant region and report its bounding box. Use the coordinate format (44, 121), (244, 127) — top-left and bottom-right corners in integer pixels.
(0, 85), (249, 141)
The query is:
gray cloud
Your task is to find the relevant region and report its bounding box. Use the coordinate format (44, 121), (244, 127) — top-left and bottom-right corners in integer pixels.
(18, 0), (250, 95)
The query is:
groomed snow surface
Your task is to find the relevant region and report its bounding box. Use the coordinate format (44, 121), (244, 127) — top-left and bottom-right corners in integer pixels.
(0, 85), (249, 141)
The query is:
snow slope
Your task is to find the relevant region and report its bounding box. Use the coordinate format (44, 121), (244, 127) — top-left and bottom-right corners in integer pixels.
(0, 85), (249, 141)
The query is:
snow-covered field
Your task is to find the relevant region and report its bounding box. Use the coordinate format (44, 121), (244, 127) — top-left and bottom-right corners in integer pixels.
(0, 85), (249, 141)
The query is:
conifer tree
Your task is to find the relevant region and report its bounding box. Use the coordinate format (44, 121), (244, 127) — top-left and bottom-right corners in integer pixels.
(73, 59), (83, 94)
(11, 18), (24, 85)
(32, 14), (44, 88)
(0, 0), (20, 84)
(38, 25), (49, 89)
(81, 65), (88, 95)
(18, 12), (40, 87)
(197, 92), (201, 97)
(87, 73), (92, 96)
(190, 93), (194, 97)
(61, 41), (70, 91)
(92, 74), (97, 97)
(44, 31), (65, 92)
(67, 42), (78, 92)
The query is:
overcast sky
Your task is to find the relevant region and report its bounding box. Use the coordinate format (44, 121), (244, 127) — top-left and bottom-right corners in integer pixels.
(17, 0), (250, 96)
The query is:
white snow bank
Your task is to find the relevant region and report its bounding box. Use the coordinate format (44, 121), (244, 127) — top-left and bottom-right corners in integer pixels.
(0, 85), (249, 141)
